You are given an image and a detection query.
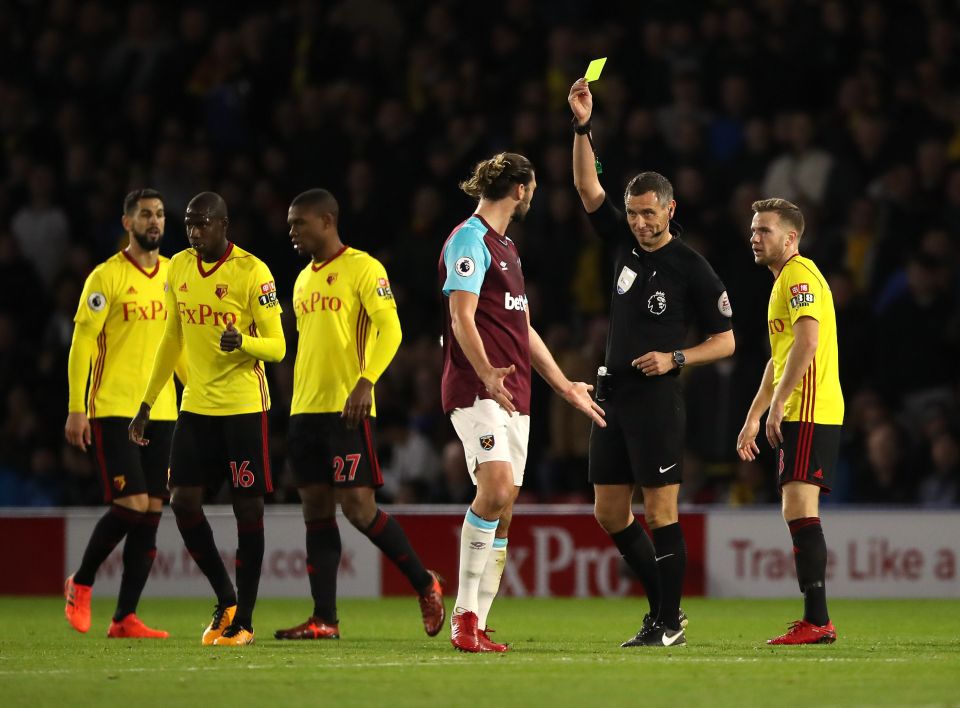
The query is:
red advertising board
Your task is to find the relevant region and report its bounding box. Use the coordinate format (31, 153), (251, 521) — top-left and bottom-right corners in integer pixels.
(381, 510), (706, 597)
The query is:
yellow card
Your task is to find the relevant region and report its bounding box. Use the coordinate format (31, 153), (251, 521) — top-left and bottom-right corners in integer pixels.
(585, 57), (607, 82)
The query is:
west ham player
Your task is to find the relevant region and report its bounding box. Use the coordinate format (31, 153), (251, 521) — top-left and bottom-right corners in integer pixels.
(129, 192), (285, 646)
(737, 198), (843, 645)
(64, 189), (182, 638)
(440, 152), (605, 652)
(274, 188), (443, 641)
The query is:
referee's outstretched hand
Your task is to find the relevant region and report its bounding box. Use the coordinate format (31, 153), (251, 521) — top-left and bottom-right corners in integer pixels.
(561, 381), (606, 428)
(482, 364), (517, 414)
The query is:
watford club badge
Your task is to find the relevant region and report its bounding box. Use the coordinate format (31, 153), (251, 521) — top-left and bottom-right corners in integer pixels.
(326, 273), (338, 286)
(479, 434), (495, 451)
(215, 283), (229, 300)
(113, 475), (126, 492)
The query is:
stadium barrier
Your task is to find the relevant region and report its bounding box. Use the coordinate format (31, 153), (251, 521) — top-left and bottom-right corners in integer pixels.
(2, 506), (957, 598)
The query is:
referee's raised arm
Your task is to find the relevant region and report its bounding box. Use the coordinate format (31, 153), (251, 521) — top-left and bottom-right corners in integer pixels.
(568, 78), (605, 212)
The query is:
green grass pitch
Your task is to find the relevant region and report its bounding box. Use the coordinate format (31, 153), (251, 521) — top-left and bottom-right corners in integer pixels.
(1, 597), (958, 707)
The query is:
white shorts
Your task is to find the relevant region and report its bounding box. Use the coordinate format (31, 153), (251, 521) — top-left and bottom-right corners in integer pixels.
(450, 397), (530, 487)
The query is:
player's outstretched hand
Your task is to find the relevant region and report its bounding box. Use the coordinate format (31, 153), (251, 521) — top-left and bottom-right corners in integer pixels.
(220, 320), (243, 352)
(736, 417), (761, 461)
(65, 412), (91, 452)
(482, 364), (517, 414)
(568, 78), (593, 125)
(342, 377), (374, 429)
(632, 351), (674, 376)
(562, 381), (606, 427)
(128, 402), (152, 447)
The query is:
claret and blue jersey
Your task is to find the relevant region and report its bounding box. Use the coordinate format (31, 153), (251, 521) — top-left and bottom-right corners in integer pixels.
(439, 215), (532, 414)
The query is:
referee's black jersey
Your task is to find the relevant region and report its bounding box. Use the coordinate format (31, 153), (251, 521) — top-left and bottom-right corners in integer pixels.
(586, 196), (733, 378)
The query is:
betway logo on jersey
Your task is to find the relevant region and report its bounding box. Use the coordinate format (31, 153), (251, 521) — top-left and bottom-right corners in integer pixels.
(121, 300), (167, 321)
(504, 292), (527, 312)
(295, 292), (343, 315)
(177, 301), (237, 327)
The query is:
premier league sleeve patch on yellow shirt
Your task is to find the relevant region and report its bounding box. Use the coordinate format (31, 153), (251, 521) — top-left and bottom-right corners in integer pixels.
(376, 277), (393, 299)
(789, 283), (815, 309)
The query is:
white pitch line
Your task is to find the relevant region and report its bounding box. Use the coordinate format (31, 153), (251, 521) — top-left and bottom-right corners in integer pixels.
(0, 655), (917, 677)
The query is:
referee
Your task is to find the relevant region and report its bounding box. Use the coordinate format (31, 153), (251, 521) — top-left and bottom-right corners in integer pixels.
(569, 78), (736, 647)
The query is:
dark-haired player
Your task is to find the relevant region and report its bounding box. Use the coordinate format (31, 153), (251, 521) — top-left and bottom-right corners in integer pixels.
(274, 188), (444, 641)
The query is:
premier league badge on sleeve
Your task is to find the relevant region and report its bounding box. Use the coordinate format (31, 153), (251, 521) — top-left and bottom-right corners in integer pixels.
(616, 266), (637, 294)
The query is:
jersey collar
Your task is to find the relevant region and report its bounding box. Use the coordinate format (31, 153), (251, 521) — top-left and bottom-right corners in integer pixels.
(474, 214), (508, 245)
(196, 241), (234, 278)
(773, 252), (800, 282)
(122, 249), (160, 278)
(311, 244), (348, 272)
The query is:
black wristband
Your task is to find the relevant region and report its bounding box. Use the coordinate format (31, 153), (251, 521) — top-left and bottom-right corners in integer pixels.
(573, 117), (592, 135)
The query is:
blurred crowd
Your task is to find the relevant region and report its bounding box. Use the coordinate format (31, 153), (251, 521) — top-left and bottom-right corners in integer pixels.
(1, 0), (959, 508)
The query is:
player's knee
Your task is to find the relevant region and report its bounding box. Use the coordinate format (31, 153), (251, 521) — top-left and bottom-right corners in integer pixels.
(232, 495), (264, 525)
(594, 506), (629, 534)
(116, 494), (149, 513)
(340, 494), (376, 529)
(169, 490), (201, 518)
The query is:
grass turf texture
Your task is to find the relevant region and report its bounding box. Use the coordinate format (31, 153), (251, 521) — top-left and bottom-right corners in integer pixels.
(1, 597), (958, 707)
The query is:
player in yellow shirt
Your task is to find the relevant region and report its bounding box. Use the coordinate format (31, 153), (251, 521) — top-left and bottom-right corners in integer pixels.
(273, 189), (444, 641)
(129, 192), (286, 646)
(63, 189), (181, 639)
(737, 198), (844, 645)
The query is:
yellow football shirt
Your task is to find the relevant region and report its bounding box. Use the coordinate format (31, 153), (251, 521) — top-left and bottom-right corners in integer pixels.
(767, 254), (844, 424)
(158, 243), (284, 415)
(291, 247), (398, 415)
(70, 251), (179, 420)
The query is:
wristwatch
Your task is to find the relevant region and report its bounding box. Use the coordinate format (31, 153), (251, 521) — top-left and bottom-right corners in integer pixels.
(672, 350), (686, 369)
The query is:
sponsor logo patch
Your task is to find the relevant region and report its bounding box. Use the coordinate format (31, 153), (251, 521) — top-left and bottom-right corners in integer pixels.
(258, 291), (279, 307)
(455, 256), (475, 277)
(87, 292), (107, 312)
(648, 290), (667, 316)
(718, 290), (732, 317)
(616, 266), (637, 294)
(376, 277), (394, 299)
(504, 292), (527, 311)
(479, 434), (495, 451)
(789, 282), (815, 308)
(260, 280), (276, 294)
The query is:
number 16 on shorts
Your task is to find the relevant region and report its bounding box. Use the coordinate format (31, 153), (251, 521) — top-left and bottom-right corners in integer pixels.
(231, 460), (255, 488)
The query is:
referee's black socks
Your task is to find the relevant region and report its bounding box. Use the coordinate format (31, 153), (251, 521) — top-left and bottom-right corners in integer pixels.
(609, 519), (661, 619)
(788, 517), (829, 626)
(652, 522), (687, 631)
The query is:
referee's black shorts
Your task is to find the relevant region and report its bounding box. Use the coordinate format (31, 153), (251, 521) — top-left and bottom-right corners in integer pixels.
(777, 421), (841, 494)
(90, 417), (174, 503)
(287, 413), (384, 489)
(169, 411), (273, 496)
(589, 374), (684, 488)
